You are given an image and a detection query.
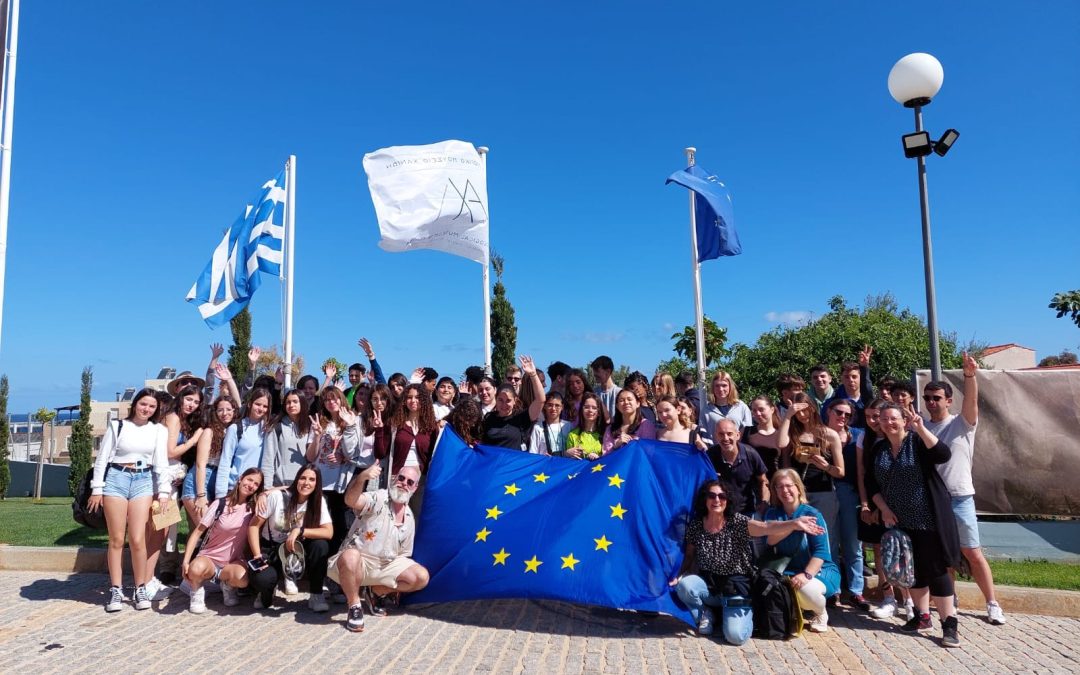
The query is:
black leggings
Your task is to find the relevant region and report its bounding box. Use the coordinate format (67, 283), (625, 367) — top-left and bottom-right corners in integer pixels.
(906, 527), (954, 597)
(249, 538), (330, 606)
(325, 491), (348, 555)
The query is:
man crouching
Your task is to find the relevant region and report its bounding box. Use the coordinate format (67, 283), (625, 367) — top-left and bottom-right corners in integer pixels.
(328, 464), (430, 632)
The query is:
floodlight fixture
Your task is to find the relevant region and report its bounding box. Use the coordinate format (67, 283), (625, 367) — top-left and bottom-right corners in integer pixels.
(902, 131), (933, 158)
(933, 129), (959, 157)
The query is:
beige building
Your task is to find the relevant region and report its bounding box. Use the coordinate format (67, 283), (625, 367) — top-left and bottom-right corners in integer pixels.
(981, 343), (1037, 370)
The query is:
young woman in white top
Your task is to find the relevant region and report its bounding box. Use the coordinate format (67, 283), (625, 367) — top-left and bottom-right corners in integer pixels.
(529, 392), (573, 455)
(309, 387), (364, 555)
(432, 377), (457, 422)
(87, 388), (170, 613)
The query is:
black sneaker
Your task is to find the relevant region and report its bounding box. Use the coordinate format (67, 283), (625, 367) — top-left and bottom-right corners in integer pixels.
(901, 612), (933, 633)
(941, 616), (960, 647)
(132, 584), (151, 610)
(105, 586), (125, 613)
(848, 593), (872, 611)
(346, 603), (365, 633)
(363, 588), (388, 617)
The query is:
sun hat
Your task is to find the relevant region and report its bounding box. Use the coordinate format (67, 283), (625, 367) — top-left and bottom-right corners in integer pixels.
(167, 371), (207, 395)
(279, 540), (306, 581)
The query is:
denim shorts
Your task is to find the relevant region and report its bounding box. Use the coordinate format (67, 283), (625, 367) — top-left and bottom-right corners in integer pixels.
(951, 494), (981, 549)
(101, 466), (154, 500)
(182, 464), (219, 501)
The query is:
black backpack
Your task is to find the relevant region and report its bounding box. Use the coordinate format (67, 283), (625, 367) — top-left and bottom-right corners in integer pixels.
(72, 420), (122, 530)
(751, 568), (802, 640)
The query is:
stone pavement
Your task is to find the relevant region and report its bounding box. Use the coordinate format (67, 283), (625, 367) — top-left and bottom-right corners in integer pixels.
(0, 571), (1077, 674)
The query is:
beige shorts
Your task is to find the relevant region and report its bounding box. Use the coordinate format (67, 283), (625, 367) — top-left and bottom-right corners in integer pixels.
(327, 550), (416, 589)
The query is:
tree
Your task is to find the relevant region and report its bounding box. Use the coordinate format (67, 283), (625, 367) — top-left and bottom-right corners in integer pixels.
(581, 363), (632, 390)
(654, 356), (693, 379)
(1038, 350), (1078, 367)
(489, 251), (517, 381)
(228, 307), (252, 383)
(250, 344), (304, 382)
(0, 376), (9, 499)
(68, 367), (94, 496)
(32, 407), (57, 500)
(1049, 290), (1080, 329)
(671, 316), (730, 369)
(723, 294), (965, 400)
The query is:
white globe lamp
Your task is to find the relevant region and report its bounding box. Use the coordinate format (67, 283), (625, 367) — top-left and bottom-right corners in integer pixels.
(888, 53), (944, 107)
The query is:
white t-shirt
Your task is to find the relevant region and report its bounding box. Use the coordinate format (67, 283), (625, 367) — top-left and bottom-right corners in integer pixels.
(529, 420), (573, 455)
(257, 489), (332, 543)
(925, 413), (976, 497)
(433, 402), (453, 421)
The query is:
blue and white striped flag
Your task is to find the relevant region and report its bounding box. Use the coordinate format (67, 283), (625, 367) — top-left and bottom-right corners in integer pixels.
(186, 170), (287, 327)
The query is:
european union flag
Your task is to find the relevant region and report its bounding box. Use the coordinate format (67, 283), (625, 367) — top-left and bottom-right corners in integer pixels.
(409, 429), (716, 626)
(666, 164), (742, 261)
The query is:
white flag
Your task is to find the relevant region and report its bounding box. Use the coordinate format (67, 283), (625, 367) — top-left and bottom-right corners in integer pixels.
(363, 140), (489, 264)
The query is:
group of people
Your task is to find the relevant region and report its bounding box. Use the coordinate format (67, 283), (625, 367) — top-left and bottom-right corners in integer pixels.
(87, 338), (1005, 645)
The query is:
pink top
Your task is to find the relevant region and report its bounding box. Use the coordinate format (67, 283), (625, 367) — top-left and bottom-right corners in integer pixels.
(197, 499), (254, 567)
(601, 418), (657, 455)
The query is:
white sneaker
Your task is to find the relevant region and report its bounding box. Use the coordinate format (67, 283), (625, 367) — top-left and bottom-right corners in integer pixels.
(105, 586), (125, 613)
(308, 592), (329, 613)
(189, 587), (206, 614)
(283, 578), (299, 596)
(696, 607), (714, 636)
(870, 594), (897, 619)
(897, 598), (915, 618)
(221, 581), (239, 607)
(808, 611), (829, 633)
(987, 601), (1007, 625)
(132, 585), (151, 611)
(145, 577), (175, 602)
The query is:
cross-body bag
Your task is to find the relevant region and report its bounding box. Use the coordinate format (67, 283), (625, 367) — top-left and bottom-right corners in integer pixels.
(191, 498), (229, 559)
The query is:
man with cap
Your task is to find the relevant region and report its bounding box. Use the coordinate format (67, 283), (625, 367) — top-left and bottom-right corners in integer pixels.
(330, 464), (429, 633)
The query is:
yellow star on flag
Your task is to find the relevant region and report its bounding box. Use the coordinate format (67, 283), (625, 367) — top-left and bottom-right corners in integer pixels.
(492, 548), (510, 566)
(591, 463), (606, 473)
(486, 505), (503, 520)
(533, 472), (549, 484)
(560, 553), (580, 570)
(609, 503), (627, 519)
(594, 535), (612, 552)
(607, 473), (624, 489)
(523, 555), (543, 573)
(475, 527), (491, 542)
(504, 483), (521, 496)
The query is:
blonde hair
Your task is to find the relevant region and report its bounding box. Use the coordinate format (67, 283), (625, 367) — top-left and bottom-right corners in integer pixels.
(770, 468), (808, 507)
(710, 371), (741, 406)
(652, 372), (677, 400)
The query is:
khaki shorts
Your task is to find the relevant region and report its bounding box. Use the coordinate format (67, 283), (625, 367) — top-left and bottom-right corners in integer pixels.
(327, 550), (416, 589)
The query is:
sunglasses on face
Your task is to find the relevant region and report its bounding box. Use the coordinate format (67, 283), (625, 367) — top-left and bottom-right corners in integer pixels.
(923, 395), (944, 402)
(395, 474), (417, 488)
(831, 410), (852, 418)
(706, 492), (728, 501)
(508, 377), (522, 382)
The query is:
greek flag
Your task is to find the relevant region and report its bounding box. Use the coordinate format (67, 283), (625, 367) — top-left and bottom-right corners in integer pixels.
(186, 170), (286, 327)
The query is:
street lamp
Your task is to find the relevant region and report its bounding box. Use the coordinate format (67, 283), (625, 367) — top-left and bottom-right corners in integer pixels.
(888, 53), (959, 382)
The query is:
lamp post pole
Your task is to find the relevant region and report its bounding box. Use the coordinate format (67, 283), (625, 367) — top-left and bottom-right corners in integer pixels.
(913, 104), (942, 381)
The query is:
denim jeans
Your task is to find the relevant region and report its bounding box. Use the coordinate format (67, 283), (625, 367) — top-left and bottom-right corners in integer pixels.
(675, 574), (753, 645)
(807, 489), (840, 566)
(101, 466), (153, 499)
(834, 481), (865, 595)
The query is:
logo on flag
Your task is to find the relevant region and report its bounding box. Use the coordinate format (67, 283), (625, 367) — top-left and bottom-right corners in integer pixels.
(363, 140), (489, 264)
(666, 165), (741, 261)
(186, 170), (286, 327)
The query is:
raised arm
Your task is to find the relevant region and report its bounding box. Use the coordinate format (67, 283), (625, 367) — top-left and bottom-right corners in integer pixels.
(520, 355), (545, 422)
(858, 345), (874, 403)
(344, 465), (381, 510)
(358, 338), (386, 384)
(961, 351), (979, 426)
(214, 362), (242, 407)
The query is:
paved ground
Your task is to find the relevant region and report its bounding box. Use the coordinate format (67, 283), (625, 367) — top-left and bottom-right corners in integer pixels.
(0, 571), (1077, 674)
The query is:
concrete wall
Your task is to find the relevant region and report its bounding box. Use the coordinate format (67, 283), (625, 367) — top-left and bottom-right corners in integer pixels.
(6, 460), (72, 498)
(983, 346), (1036, 370)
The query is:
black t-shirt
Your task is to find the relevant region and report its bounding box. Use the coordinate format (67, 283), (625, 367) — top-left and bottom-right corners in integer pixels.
(481, 410), (534, 450)
(706, 443), (768, 514)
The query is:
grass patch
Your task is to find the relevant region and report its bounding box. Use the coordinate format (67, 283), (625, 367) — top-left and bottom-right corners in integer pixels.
(985, 559), (1080, 592)
(0, 497), (190, 548)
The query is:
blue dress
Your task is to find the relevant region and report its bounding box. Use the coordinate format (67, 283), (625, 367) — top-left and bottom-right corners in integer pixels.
(764, 502), (841, 596)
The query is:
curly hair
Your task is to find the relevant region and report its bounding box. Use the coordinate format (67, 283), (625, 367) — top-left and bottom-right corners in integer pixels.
(390, 383), (438, 435)
(447, 398), (483, 447)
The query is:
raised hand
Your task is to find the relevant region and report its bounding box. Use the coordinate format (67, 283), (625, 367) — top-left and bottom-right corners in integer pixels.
(249, 346), (261, 365)
(339, 407), (357, 427)
(323, 362), (337, 379)
(518, 355), (537, 375)
(359, 463), (382, 483)
(358, 338), (375, 360)
(858, 345), (873, 367)
(275, 365), (286, 383)
(906, 411), (925, 433)
(210, 343), (225, 360)
(310, 415), (324, 436)
(412, 367), (425, 381)
(213, 362), (233, 381)
(785, 402), (809, 419)
(371, 410), (383, 429)
(962, 351), (978, 378)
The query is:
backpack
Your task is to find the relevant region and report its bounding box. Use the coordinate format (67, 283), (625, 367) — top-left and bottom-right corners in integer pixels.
(880, 527), (915, 589)
(72, 420), (123, 529)
(752, 567), (803, 640)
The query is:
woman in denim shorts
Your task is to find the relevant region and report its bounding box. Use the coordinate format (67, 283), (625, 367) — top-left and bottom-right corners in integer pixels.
(87, 388), (170, 613)
(182, 395), (237, 525)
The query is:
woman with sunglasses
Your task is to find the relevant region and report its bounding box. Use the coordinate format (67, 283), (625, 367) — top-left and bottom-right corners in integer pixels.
(671, 478), (824, 643)
(824, 397), (871, 611)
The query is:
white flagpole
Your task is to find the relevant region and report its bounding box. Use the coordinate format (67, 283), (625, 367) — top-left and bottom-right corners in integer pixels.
(0, 0), (20, 355)
(477, 146), (492, 375)
(685, 147), (707, 390)
(282, 155), (296, 389)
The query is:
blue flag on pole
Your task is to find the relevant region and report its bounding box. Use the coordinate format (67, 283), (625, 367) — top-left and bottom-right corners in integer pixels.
(409, 429), (716, 626)
(666, 165), (741, 261)
(186, 170), (287, 327)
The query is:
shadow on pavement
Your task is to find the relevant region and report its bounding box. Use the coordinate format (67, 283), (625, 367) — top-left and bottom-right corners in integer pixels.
(19, 574), (103, 607)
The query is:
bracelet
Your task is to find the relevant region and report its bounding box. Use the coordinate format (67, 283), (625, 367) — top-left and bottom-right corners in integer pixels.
(197, 493), (206, 498)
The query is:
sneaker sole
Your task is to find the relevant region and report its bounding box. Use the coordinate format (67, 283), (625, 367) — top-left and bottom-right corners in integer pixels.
(105, 605), (123, 613)
(346, 623), (365, 633)
(134, 602), (151, 610)
(942, 639), (961, 648)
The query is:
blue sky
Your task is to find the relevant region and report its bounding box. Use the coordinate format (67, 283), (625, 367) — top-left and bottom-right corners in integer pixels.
(1, 1), (1077, 412)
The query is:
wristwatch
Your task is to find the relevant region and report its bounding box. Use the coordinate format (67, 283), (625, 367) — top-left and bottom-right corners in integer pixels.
(803, 572), (813, 581)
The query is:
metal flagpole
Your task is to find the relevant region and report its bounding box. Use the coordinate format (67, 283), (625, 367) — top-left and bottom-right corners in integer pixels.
(282, 155), (297, 389)
(0, 0), (20, 355)
(685, 147), (707, 390)
(477, 146), (493, 375)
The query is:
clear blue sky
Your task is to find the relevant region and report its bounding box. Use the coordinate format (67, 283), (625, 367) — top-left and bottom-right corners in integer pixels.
(2, 1), (1078, 412)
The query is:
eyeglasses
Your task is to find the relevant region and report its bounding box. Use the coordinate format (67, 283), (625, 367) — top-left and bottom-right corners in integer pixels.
(394, 474), (417, 488)
(508, 377), (522, 383)
(830, 410), (852, 418)
(706, 492), (728, 500)
(923, 395), (944, 402)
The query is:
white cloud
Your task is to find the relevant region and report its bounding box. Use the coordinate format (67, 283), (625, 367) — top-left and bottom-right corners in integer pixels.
(764, 310), (812, 326)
